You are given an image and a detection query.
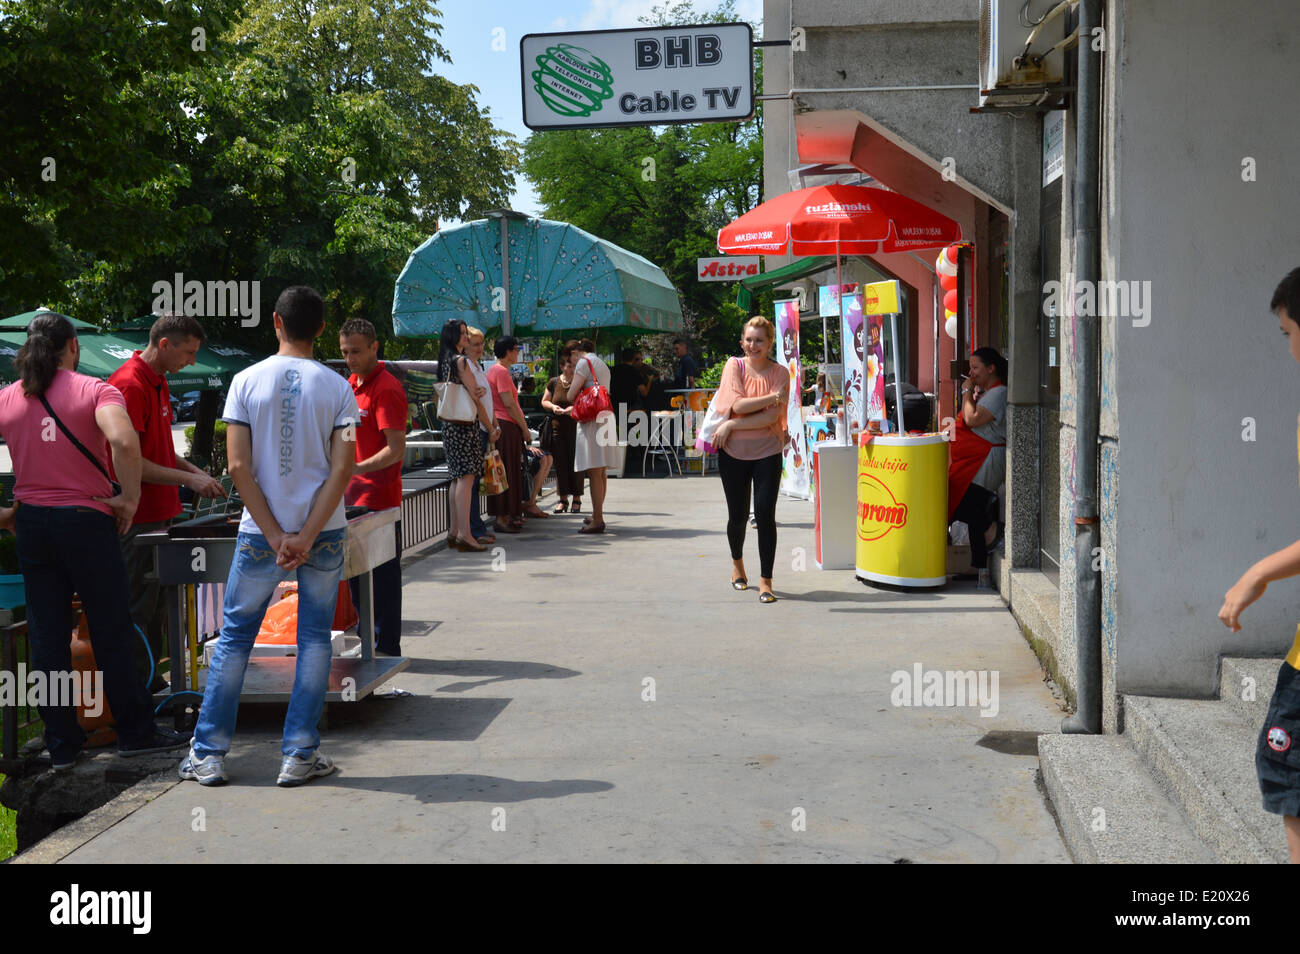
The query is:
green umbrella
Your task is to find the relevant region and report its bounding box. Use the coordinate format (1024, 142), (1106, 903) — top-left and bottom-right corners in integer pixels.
(110, 327), (255, 391)
(0, 331), (122, 381)
(0, 310), (99, 332)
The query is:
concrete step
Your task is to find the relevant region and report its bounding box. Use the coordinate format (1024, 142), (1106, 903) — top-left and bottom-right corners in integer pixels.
(1220, 657), (1282, 726)
(1125, 695), (1287, 864)
(1038, 734), (1216, 863)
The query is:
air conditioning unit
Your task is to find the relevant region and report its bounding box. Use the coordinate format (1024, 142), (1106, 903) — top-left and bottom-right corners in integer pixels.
(978, 0), (1069, 108)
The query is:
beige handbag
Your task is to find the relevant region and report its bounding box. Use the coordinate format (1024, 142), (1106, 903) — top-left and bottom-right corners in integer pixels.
(435, 357), (477, 423)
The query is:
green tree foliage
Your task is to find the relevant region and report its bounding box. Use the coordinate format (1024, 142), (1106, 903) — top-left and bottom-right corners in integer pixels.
(0, 0), (240, 314)
(0, 0), (519, 356)
(522, 0), (762, 366)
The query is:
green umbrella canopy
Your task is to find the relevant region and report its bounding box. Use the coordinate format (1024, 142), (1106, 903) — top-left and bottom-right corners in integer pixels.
(111, 319), (257, 391)
(0, 310), (99, 332)
(0, 331), (122, 381)
(392, 214), (684, 339)
(0, 328), (250, 390)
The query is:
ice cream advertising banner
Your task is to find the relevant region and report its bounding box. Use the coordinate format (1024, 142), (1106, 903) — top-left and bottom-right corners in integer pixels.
(774, 299), (810, 499)
(818, 282), (858, 317)
(865, 315), (885, 423)
(840, 291), (864, 432)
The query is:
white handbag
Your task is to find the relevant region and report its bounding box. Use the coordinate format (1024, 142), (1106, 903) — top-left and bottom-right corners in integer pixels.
(435, 358), (478, 423)
(694, 357), (744, 453)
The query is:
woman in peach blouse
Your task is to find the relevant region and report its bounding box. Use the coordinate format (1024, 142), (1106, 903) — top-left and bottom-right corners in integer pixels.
(711, 316), (790, 604)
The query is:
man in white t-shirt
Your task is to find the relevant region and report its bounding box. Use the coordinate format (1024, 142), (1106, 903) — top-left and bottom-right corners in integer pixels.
(179, 285), (358, 788)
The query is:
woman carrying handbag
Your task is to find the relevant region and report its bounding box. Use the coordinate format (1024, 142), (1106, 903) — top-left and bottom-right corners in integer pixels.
(464, 327), (499, 545)
(708, 317), (789, 604)
(437, 320), (499, 552)
(541, 347), (584, 513)
(566, 338), (618, 534)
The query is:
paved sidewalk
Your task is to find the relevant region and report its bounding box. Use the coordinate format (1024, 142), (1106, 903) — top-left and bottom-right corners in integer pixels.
(54, 476), (1069, 863)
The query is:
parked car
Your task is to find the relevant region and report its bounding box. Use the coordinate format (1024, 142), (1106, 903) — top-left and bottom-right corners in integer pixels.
(170, 390), (202, 422)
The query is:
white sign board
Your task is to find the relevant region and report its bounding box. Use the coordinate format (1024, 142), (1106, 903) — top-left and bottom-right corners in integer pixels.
(521, 23), (754, 130)
(1043, 109), (1065, 186)
(696, 256), (760, 282)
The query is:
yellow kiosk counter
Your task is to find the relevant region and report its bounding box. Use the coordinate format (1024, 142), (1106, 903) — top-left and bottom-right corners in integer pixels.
(855, 433), (949, 587)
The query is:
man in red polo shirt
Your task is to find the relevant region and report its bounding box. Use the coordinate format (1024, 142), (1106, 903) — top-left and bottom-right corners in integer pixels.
(109, 314), (226, 688)
(339, 318), (407, 656)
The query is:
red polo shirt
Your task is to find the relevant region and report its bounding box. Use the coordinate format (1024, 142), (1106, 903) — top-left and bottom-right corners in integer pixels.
(107, 351), (182, 524)
(345, 361), (407, 510)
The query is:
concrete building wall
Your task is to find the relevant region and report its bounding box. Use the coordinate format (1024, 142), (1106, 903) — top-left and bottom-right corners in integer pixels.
(1111, 0), (1300, 696)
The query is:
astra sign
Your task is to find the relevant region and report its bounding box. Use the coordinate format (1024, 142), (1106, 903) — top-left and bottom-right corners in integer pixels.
(696, 256), (761, 282)
(521, 23), (754, 130)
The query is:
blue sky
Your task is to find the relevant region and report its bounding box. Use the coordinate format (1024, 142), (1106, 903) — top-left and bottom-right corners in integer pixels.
(435, 0), (762, 223)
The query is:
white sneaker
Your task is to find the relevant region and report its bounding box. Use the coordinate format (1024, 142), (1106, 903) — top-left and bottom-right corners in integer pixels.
(277, 751), (336, 787)
(178, 746), (228, 786)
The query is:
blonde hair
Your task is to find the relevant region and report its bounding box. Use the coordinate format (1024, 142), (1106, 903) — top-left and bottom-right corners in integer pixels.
(743, 315), (775, 347)
(465, 325), (484, 343)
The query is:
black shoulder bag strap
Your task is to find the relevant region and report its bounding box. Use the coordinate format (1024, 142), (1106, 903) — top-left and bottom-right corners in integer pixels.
(37, 394), (122, 496)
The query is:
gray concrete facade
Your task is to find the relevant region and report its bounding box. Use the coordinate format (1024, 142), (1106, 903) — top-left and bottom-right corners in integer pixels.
(1106, 0), (1300, 697)
(765, 0), (1300, 717)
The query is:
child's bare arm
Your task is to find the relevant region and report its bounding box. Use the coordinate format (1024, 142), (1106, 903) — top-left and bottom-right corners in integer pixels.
(1219, 539), (1300, 631)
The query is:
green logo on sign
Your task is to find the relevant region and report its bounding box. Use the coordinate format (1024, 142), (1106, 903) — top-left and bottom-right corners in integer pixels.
(533, 43), (614, 117)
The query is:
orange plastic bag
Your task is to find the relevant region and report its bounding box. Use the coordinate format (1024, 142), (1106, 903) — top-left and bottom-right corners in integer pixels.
(255, 591), (299, 644)
(332, 580), (357, 631)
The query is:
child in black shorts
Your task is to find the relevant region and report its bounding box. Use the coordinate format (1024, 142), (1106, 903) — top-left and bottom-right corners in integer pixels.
(1220, 266), (1300, 863)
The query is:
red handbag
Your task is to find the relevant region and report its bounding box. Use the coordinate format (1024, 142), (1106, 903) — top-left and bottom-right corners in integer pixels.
(573, 357), (613, 422)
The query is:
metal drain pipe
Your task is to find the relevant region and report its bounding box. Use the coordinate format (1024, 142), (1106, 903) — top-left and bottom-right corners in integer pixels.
(1063, 0), (1102, 734)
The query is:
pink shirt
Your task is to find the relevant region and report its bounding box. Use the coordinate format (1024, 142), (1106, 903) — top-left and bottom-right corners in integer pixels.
(713, 356), (789, 460)
(0, 370), (127, 514)
(487, 363), (516, 422)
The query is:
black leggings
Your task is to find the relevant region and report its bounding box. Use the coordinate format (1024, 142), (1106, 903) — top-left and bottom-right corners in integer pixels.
(953, 482), (996, 569)
(718, 450), (782, 579)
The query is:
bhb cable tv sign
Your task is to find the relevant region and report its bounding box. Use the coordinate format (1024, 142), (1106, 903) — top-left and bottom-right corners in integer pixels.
(521, 23), (754, 130)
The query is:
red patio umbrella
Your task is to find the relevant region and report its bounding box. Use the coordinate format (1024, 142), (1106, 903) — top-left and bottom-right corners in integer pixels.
(717, 183), (961, 257)
(718, 183), (963, 373)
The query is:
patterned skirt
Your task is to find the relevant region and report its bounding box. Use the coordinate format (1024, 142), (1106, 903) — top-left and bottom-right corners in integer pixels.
(443, 421), (483, 478)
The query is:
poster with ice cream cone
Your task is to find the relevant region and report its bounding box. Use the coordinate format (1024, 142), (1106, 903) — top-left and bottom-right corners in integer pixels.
(774, 299), (810, 499)
(840, 291), (864, 435)
(865, 315), (885, 423)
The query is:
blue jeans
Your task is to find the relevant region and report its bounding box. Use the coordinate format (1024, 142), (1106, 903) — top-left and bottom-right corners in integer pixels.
(469, 429), (488, 538)
(193, 528), (345, 760)
(16, 505), (158, 762)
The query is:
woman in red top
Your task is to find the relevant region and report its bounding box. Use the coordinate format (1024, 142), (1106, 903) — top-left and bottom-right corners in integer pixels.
(947, 347), (1008, 579)
(486, 336), (528, 533)
(711, 316), (790, 604)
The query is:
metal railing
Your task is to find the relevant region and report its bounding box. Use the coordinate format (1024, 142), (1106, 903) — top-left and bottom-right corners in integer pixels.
(1, 623), (38, 761)
(399, 476), (487, 555)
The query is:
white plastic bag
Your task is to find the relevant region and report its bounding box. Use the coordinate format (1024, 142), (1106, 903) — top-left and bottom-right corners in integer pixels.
(694, 357), (743, 453)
